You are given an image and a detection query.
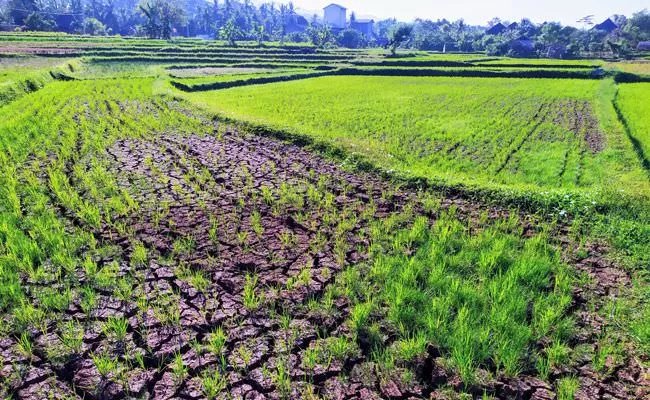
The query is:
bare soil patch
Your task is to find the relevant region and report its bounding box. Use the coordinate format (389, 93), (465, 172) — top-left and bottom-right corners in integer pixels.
(2, 123), (646, 399)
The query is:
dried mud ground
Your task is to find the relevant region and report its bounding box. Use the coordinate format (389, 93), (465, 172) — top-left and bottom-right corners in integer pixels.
(1, 121), (648, 400)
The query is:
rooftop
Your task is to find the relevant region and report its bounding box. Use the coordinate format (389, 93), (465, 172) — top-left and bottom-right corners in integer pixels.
(324, 3), (346, 10)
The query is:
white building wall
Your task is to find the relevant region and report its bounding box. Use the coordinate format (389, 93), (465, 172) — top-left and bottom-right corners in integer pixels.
(324, 5), (346, 29)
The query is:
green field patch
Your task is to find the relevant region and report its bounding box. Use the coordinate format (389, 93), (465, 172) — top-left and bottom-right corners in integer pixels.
(616, 83), (650, 173)
(340, 212), (574, 383)
(181, 75), (646, 192)
(475, 58), (602, 67)
(0, 56), (74, 106)
(171, 70), (327, 91)
(167, 66), (298, 78)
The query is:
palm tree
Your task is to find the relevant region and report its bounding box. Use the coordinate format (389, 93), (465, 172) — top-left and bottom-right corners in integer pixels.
(139, 1), (161, 38)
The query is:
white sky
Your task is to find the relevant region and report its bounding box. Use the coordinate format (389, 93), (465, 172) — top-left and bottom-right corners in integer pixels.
(257, 0), (649, 27)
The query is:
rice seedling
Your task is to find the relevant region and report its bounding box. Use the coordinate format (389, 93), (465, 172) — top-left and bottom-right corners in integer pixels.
(171, 352), (188, 386)
(172, 235), (196, 256)
(201, 368), (228, 399)
(130, 241), (148, 266)
(251, 211), (264, 237)
(243, 273), (263, 310)
(235, 344), (253, 371)
(273, 359), (292, 399)
(58, 320), (84, 353)
(207, 328), (227, 356)
(102, 316), (129, 342)
(16, 332), (33, 360)
(557, 376), (580, 400)
(93, 353), (119, 378)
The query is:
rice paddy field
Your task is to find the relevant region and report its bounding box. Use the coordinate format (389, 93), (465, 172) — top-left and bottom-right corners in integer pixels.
(181, 76), (645, 190)
(0, 33), (649, 400)
(606, 61), (650, 76)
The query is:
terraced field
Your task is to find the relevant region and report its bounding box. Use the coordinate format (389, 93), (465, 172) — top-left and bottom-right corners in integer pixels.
(616, 83), (650, 169)
(181, 76), (647, 191)
(0, 33), (649, 400)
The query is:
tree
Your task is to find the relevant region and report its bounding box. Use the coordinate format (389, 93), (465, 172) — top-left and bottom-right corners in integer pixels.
(487, 17), (501, 27)
(375, 18), (397, 43)
(276, 3), (288, 44)
(219, 16), (241, 45)
(624, 9), (650, 42)
(8, 0), (37, 26)
(252, 21), (264, 46)
(0, 0), (9, 25)
(139, 1), (162, 38)
(307, 22), (332, 48)
(538, 22), (562, 47)
(24, 12), (55, 31)
(81, 17), (108, 35)
(338, 28), (364, 48)
(388, 23), (412, 54)
(138, 0), (184, 39)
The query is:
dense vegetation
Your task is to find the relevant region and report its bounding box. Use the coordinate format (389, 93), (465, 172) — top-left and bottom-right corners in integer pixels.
(0, 0), (649, 57)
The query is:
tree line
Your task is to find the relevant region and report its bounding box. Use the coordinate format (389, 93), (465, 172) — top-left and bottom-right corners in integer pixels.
(0, 0), (648, 57)
(384, 12), (650, 57)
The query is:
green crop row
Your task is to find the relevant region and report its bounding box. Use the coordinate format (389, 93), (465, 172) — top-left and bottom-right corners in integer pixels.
(0, 33), (315, 48)
(83, 55), (348, 65)
(352, 60), (472, 67)
(170, 70), (328, 91)
(170, 66), (605, 93)
(82, 50), (343, 58)
(615, 83), (650, 172)
(476, 58), (602, 67)
(336, 67), (598, 79)
(0, 57), (76, 106)
(353, 59), (598, 69)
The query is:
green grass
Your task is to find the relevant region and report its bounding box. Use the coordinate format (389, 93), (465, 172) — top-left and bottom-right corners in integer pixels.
(179, 75), (648, 192)
(0, 56), (74, 106)
(70, 61), (169, 79)
(170, 68), (311, 84)
(475, 58), (602, 67)
(0, 78), (202, 312)
(616, 83), (650, 171)
(339, 211), (574, 383)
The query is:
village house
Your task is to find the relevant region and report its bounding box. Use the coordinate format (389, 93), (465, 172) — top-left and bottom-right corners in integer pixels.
(509, 37), (535, 56)
(486, 22), (520, 36)
(324, 4), (375, 37)
(323, 3), (347, 30)
(486, 22), (507, 35)
(285, 14), (309, 34)
(592, 18), (618, 33)
(351, 18), (375, 37)
(637, 41), (650, 51)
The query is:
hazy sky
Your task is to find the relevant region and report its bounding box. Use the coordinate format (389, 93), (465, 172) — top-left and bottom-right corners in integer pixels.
(260, 0), (648, 27)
